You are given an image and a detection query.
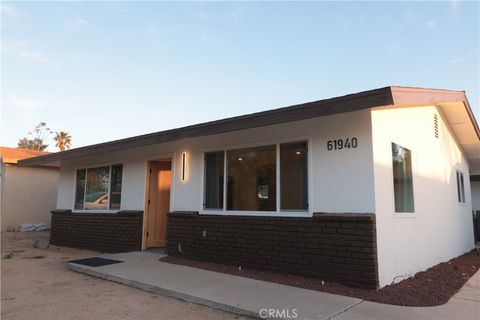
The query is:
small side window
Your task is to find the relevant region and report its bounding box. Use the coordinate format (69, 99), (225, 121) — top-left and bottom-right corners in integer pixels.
(392, 143), (414, 213)
(456, 171), (466, 204)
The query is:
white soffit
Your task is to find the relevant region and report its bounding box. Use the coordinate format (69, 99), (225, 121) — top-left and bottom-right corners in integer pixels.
(438, 101), (480, 174)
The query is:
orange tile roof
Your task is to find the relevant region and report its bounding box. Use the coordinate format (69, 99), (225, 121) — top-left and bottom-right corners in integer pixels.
(0, 147), (51, 164)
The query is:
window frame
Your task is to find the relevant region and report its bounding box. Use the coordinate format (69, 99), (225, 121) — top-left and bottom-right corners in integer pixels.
(200, 136), (312, 217)
(72, 163), (124, 213)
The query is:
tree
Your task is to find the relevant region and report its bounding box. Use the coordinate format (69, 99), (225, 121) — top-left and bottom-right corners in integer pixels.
(17, 137), (30, 149)
(17, 122), (52, 151)
(17, 137), (49, 151)
(54, 131), (72, 151)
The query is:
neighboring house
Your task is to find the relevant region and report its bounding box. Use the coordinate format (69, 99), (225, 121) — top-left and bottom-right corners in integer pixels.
(1, 147), (59, 231)
(19, 86), (480, 289)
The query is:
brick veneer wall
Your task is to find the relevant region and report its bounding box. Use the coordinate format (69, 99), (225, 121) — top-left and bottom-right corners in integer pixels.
(50, 210), (143, 253)
(166, 212), (379, 288)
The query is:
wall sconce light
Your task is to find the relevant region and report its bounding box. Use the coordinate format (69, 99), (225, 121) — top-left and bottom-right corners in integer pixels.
(181, 152), (187, 181)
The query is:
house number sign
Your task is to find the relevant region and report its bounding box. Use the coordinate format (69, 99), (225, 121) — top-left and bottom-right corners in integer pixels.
(327, 137), (358, 151)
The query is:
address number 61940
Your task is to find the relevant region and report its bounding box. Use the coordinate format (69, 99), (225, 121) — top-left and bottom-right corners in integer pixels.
(327, 138), (358, 151)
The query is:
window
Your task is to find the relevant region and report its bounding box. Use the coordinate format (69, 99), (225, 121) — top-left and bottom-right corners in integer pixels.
(204, 151), (224, 209)
(391, 143), (414, 213)
(227, 145), (277, 211)
(456, 171), (466, 204)
(110, 164), (123, 209)
(74, 164), (123, 211)
(280, 141), (308, 210)
(203, 141), (308, 213)
(74, 169), (86, 210)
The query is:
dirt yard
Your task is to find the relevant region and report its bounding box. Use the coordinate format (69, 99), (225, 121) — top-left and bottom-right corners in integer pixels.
(1, 231), (248, 320)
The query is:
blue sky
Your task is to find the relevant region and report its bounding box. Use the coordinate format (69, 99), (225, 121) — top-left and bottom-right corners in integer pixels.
(2, 1), (479, 150)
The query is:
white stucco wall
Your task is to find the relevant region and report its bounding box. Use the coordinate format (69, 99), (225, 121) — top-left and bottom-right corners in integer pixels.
(57, 109), (376, 215)
(372, 106), (475, 287)
(472, 181), (480, 211)
(1, 164), (59, 230)
(55, 105), (476, 287)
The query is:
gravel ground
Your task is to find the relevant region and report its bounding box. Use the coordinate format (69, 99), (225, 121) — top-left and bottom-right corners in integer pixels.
(161, 250), (480, 307)
(1, 231), (250, 320)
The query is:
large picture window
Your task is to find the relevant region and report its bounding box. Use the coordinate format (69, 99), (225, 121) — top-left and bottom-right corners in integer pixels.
(203, 141), (308, 213)
(391, 143), (414, 213)
(227, 145), (277, 211)
(74, 164), (123, 211)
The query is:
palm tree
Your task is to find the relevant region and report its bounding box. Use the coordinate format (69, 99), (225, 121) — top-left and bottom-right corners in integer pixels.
(54, 131), (72, 151)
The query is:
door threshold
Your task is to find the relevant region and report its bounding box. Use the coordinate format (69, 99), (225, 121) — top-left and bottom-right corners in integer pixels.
(143, 247), (166, 254)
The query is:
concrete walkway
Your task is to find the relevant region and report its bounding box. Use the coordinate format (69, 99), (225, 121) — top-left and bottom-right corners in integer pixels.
(69, 251), (479, 320)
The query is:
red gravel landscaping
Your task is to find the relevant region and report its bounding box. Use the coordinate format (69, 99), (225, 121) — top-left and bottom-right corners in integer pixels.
(160, 250), (480, 307)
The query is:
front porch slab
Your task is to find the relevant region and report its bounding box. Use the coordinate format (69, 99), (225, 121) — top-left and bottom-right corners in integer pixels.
(68, 251), (362, 319)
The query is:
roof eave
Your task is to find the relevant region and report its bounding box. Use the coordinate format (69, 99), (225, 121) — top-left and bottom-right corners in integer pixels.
(17, 86), (479, 168)
(18, 86), (394, 167)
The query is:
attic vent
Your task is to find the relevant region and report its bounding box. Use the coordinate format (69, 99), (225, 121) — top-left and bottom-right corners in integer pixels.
(434, 114), (439, 139)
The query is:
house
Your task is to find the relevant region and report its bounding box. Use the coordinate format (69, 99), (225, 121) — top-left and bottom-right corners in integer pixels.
(1, 147), (60, 231)
(19, 86), (479, 289)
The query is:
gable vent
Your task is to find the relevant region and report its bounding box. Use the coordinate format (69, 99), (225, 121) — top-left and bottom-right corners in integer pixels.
(434, 114), (439, 138)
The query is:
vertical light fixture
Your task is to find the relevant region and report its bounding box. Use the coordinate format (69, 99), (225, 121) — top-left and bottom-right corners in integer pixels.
(181, 152), (187, 181)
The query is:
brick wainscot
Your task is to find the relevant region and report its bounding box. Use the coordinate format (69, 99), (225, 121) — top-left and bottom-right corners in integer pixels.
(166, 212), (379, 288)
(50, 210), (143, 253)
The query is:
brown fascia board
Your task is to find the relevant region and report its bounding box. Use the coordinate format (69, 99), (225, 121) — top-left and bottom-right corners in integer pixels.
(18, 87), (395, 167)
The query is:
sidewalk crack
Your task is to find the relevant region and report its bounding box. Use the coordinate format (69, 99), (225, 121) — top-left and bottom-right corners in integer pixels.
(451, 297), (480, 303)
(327, 300), (364, 320)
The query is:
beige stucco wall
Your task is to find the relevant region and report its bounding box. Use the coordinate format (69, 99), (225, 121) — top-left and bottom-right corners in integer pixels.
(0, 163), (59, 231)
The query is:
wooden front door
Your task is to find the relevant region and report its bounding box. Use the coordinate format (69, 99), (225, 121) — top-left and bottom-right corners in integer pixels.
(145, 161), (171, 248)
